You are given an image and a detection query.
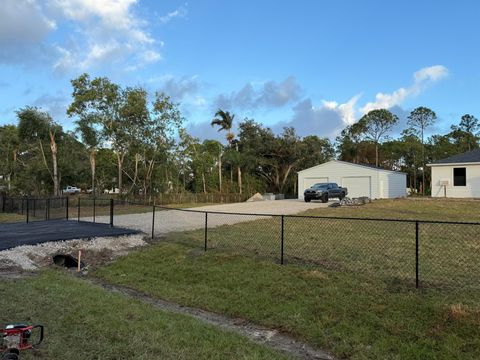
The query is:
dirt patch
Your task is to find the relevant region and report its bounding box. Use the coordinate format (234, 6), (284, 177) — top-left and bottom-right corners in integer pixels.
(87, 277), (334, 360)
(0, 234), (147, 274)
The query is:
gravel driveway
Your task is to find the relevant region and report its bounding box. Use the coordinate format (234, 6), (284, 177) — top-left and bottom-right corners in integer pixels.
(93, 199), (330, 236)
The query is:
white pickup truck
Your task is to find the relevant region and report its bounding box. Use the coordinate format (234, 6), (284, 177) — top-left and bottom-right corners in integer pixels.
(63, 186), (81, 194)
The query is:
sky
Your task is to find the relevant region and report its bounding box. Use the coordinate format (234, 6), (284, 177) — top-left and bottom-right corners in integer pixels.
(1, 0), (479, 141)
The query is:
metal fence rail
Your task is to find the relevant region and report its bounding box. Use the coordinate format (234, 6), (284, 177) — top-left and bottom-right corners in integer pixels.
(147, 205), (480, 291)
(2, 195), (480, 290)
(1, 196), (69, 222)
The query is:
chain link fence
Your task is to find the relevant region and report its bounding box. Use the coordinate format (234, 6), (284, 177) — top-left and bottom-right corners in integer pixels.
(2, 195), (480, 290)
(148, 207), (480, 291)
(1, 196), (69, 222)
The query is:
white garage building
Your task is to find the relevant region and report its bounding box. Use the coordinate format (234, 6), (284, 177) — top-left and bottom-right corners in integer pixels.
(297, 160), (407, 199)
(428, 148), (480, 198)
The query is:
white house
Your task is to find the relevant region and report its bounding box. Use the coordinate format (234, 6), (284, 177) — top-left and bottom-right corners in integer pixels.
(297, 160), (407, 199)
(428, 149), (480, 198)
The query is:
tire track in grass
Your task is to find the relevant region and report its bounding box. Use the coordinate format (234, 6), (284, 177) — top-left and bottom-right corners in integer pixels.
(86, 276), (334, 360)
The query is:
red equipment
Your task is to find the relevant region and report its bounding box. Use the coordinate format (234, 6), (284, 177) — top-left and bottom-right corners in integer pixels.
(1, 324), (44, 360)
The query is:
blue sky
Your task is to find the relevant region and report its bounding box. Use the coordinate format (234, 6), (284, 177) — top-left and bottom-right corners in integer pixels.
(1, 0), (479, 140)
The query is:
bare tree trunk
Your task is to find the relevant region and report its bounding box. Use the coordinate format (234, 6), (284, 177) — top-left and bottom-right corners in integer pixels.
(129, 153), (140, 193)
(375, 143), (379, 167)
(143, 159), (154, 203)
(421, 128), (425, 196)
(235, 142), (242, 194)
(38, 140), (53, 185)
(116, 151), (125, 195)
(218, 152), (222, 192)
(413, 153), (417, 193)
(90, 147), (96, 196)
(202, 171), (207, 194)
(237, 166), (242, 194)
(49, 131), (59, 196)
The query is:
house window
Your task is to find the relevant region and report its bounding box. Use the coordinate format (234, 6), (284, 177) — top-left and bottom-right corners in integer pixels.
(453, 167), (466, 186)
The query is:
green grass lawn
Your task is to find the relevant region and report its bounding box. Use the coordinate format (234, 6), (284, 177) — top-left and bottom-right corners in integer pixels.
(150, 198), (480, 290)
(95, 242), (480, 360)
(0, 270), (286, 360)
(304, 198), (480, 222)
(0, 213), (25, 223)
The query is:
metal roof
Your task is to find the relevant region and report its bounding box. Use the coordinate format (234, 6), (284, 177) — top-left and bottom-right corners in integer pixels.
(430, 148), (480, 165)
(297, 160), (407, 174)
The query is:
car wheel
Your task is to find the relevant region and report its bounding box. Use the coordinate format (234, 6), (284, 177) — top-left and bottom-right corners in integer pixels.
(304, 198), (311, 202)
(321, 194), (329, 203)
(339, 194), (345, 200)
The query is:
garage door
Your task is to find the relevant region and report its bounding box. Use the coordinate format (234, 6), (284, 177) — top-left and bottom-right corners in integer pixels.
(303, 177), (328, 192)
(341, 176), (371, 198)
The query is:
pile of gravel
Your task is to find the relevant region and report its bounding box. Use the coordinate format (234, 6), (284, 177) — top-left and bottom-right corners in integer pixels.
(0, 234), (147, 271)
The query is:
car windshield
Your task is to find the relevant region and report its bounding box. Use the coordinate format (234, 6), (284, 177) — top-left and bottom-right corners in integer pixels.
(312, 183), (328, 189)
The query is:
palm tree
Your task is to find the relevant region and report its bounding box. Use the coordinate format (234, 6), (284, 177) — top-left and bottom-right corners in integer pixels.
(211, 109), (242, 194)
(211, 109), (234, 144)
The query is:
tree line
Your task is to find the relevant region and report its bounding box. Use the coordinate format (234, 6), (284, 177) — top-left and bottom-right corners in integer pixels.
(0, 73), (478, 198)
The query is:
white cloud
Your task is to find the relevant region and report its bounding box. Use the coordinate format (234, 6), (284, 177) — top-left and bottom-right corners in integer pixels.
(32, 92), (69, 121)
(160, 4), (188, 24)
(273, 95), (361, 138)
(360, 65), (449, 114)
(0, 0), (57, 64)
(47, 0), (161, 72)
(0, 0), (162, 71)
(321, 94), (362, 126)
(151, 75), (200, 101)
(192, 96), (206, 107)
(141, 50), (162, 63)
(414, 65), (449, 82)
(0, 1), (55, 45)
(214, 76), (302, 110)
(48, 0), (146, 37)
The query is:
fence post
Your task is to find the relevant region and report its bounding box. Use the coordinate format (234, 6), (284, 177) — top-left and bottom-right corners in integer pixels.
(66, 196), (69, 220)
(415, 221), (419, 289)
(45, 199), (49, 221)
(204, 212), (208, 251)
(26, 198), (29, 223)
(1, 193), (5, 213)
(281, 215), (284, 265)
(93, 197), (96, 223)
(109, 198), (114, 227)
(33, 199), (36, 217)
(77, 198), (80, 222)
(151, 205), (156, 239)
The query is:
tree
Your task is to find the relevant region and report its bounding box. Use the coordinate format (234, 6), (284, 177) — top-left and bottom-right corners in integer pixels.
(179, 130), (208, 193)
(407, 107), (437, 195)
(211, 109), (234, 143)
(211, 109), (242, 193)
(357, 109), (399, 167)
(76, 115), (100, 195)
(298, 136), (334, 170)
(335, 122), (373, 164)
(68, 74), (150, 195)
(17, 107), (62, 196)
(398, 128), (422, 191)
(0, 125), (19, 191)
(140, 92), (183, 199)
(449, 114), (479, 151)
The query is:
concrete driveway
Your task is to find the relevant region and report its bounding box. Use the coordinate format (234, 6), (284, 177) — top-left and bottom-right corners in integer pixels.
(184, 199), (330, 215)
(93, 199), (331, 236)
